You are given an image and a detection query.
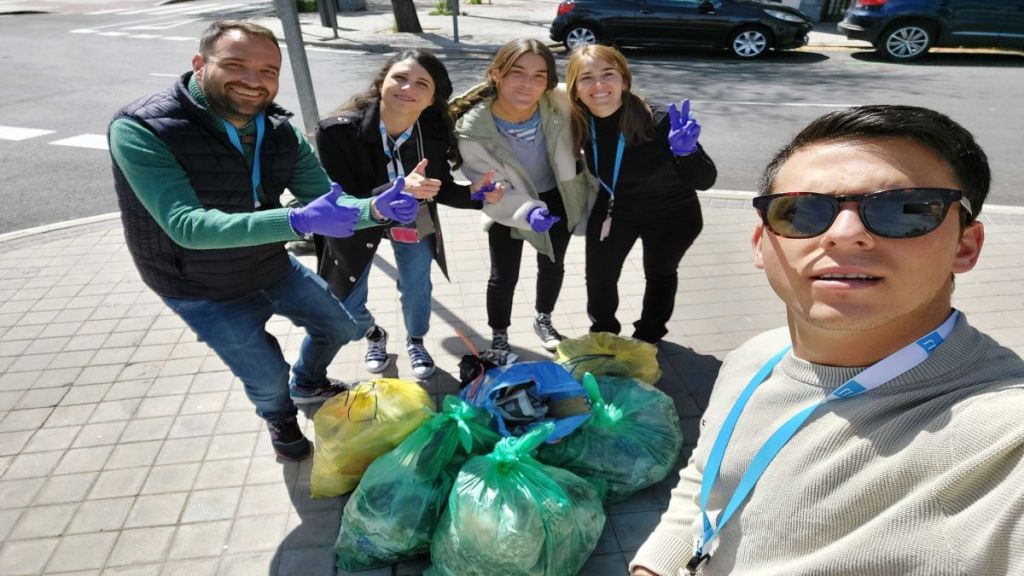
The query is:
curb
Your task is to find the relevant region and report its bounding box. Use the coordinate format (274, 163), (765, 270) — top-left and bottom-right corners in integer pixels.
(5, 197), (1022, 245)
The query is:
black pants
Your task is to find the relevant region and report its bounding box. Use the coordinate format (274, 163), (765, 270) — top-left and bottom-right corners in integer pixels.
(585, 195), (703, 343)
(487, 189), (571, 330)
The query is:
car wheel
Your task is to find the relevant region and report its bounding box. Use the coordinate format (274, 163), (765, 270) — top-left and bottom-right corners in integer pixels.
(878, 23), (933, 61)
(564, 25), (599, 51)
(729, 27), (770, 59)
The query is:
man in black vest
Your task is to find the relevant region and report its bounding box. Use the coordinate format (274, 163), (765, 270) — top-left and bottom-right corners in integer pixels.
(109, 21), (419, 461)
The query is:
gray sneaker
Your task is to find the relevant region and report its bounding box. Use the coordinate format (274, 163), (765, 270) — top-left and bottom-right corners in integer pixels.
(364, 325), (390, 373)
(533, 313), (564, 352)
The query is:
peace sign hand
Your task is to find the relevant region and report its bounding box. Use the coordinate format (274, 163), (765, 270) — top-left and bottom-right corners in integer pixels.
(667, 99), (701, 157)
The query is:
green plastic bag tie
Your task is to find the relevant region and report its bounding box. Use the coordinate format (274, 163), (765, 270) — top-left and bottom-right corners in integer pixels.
(442, 395), (481, 454)
(492, 421), (555, 463)
(581, 373), (621, 425)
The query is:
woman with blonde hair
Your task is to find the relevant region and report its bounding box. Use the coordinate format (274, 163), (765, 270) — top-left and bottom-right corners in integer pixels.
(451, 39), (595, 354)
(565, 45), (716, 344)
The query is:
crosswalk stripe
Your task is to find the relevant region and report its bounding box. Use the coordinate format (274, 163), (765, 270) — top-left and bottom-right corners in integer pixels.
(0, 126), (56, 141)
(178, 3), (244, 14)
(118, 2), (223, 15)
(49, 135), (109, 151)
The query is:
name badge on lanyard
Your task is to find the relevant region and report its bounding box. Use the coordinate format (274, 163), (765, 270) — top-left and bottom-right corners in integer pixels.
(589, 116), (624, 242)
(222, 113), (265, 208)
(380, 119), (422, 243)
(686, 310), (960, 575)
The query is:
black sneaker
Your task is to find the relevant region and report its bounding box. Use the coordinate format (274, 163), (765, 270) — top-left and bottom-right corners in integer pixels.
(364, 325), (391, 373)
(406, 337), (436, 379)
(290, 378), (347, 405)
(267, 416), (311, 461)
(533, 313), (564, 352)
(491, 329), (512, 354)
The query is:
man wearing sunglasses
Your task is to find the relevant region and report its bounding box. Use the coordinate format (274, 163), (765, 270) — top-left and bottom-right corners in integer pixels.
(630, 105), (1024, 576)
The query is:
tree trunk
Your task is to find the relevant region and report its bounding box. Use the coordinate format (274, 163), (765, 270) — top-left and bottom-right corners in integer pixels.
(391, 0), (422, 32)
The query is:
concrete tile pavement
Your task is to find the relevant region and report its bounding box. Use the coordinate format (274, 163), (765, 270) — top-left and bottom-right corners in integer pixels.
(0, 194), (1022, 574)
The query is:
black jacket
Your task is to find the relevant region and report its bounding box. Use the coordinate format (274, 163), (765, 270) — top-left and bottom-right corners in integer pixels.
(586, 104), (716, 222)
(111, 72), (298, 300)
(314, 104), (478, 299)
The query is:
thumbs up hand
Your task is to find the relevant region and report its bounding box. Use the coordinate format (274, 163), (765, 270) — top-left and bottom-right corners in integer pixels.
(403, 158), (441, 200)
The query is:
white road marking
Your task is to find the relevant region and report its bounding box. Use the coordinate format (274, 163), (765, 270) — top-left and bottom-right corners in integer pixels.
(179, 3), (244, 15)
(0, 126), (56, 141)
(49, 134), (109, 150)
(119, 3), (224, 16)
(69, 28), (99, 34)
(123, 18), (200, 31)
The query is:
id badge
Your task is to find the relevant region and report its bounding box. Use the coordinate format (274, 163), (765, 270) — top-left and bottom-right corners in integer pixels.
(389, 226), (420, 244)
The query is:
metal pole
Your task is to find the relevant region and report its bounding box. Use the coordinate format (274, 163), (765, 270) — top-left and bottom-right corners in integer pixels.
(451, 0), (459, 43)
(326, 0), (339, 38)
(273, 0), (320, 137)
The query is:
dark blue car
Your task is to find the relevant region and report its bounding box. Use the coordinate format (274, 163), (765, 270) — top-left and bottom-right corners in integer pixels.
(550, 0), (814, 58)
(838, 0), (1024, 60)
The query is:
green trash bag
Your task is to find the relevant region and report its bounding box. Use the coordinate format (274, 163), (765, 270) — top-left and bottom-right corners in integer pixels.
(555, 332), (662, 384)
(334, 396), (502, 572)
(536, 373), (682, 503)
(426, 422), (606, 576)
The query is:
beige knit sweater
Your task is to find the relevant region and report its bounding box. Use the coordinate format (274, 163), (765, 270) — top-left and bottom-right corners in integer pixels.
(631, 314), (1024, 575)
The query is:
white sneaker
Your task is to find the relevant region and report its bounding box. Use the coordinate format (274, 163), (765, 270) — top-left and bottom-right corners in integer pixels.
(363, 326), (391, 373)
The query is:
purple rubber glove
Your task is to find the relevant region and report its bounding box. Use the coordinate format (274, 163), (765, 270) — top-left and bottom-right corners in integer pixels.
(527, 206), (560, 233)
(374, 178), (419, 224)
(472, 180), (496, 202)
(288, 182), (361, 238)
(667, 99), (701, 156)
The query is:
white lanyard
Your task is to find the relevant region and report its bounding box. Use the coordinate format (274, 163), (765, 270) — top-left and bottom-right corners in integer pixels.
(687, 310), (960, 575)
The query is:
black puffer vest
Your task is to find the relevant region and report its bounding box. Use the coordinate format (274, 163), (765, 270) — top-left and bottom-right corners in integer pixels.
(111, 72), (299, 300)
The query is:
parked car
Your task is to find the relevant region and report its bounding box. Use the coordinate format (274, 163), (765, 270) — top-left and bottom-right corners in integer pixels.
(550, 0), (814, 58)
(838, 0), (1024, 61)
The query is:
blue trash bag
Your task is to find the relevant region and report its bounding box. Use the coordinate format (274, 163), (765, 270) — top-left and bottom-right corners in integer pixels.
(425, 422), (606, 576)
(458, 361), (591, 443)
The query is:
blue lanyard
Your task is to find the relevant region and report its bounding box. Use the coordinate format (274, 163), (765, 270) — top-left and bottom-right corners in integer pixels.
(221, 113), (265, 208)
(379, 119), (415, 183)
(691, 310), (960, 570)
(589, 117), (625, 200)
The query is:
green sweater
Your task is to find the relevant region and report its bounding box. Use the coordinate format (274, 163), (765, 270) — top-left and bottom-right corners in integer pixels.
(631, 313), (1024, 575)
(109, 75), (377, 250)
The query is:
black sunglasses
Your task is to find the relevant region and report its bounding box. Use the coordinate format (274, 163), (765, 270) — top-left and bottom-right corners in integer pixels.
(753, 188), (973, 239)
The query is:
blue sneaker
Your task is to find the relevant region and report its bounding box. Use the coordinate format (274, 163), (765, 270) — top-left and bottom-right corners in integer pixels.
(290, 378), (347, 405)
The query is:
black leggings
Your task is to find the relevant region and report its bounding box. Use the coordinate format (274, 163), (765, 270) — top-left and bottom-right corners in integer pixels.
(585, 195), (703, 343)
(486, 189), (571, 330)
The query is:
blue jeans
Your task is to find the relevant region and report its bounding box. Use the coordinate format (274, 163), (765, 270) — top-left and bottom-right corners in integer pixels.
(162, 256), (358, 422)
(343, 234), (435, 339)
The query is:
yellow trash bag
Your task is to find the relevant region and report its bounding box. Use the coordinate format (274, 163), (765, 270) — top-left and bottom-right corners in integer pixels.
(555, 332), (662, 384)
(311, 378), (435, 498)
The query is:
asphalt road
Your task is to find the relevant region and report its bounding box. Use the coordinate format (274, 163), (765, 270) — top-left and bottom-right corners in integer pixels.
(2, 2), (1023, 235)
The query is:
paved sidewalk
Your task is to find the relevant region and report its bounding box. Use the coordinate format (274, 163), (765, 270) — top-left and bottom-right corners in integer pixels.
(0, 193), (1022, 575)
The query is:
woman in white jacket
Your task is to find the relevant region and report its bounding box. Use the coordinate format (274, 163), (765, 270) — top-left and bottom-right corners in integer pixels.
(450, 39), (595, 354)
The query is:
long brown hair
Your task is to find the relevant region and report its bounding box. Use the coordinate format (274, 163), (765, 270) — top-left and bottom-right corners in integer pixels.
(326, 49), (460, 167)
(565, 45), (653, 156)
(448, 38), (558, 122)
